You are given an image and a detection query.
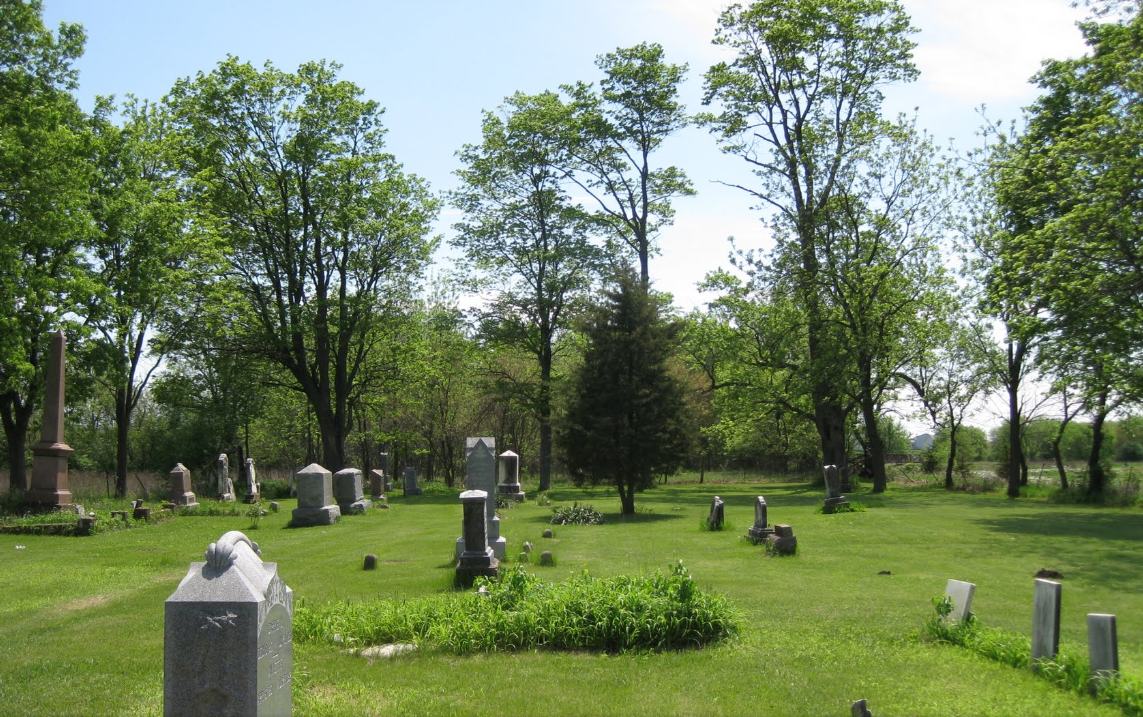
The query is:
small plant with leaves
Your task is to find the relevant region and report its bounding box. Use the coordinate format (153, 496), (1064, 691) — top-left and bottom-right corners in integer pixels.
(550, 502), (603, 525)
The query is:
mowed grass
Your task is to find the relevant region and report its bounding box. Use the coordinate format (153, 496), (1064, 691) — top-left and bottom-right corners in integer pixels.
(0, 475), (1140, 716)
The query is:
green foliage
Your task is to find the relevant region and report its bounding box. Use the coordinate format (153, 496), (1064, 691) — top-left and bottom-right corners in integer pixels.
(549, 502), (602, 525)
(295, 562), (737, 654)
(561, 274), (690, 514)
(923, 596), (1143, 714)
(819, 501), (865, 515)
(258, 480), (290, 500)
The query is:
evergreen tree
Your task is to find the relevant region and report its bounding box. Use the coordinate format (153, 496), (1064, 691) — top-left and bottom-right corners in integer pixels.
(561, 273), (689, 515)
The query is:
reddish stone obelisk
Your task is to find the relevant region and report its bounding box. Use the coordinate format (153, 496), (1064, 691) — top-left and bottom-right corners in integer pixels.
(27, 330), (73, 506)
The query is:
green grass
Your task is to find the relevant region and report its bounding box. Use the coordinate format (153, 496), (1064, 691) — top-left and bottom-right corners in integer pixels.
(0, 475), (1141, 715)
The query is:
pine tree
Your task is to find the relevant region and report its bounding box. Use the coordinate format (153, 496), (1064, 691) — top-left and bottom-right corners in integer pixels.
(561, 273), (689, 514)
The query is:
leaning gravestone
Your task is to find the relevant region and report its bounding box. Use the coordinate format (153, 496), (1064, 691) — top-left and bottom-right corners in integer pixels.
(1087, 613), (1119, 676)
(290, 464), (340, 527)
(368, 469), (385, 501)
(217, 454), (235, 502)
(402, 466), (422, 496)
(457, 438), (505, 559)
(333, 468), (370, 514)
(822, 464), (850, 513)
(707, 496), (725, 530)
(747, 495), (774, 543)
(455, 489), (498, 587)
(496, 450), (525, 502)
(1032, 578), (1062, 662)
(164, 530), (293, 716)
(944, 579), (976, 623)
(168, 463), (199, 509)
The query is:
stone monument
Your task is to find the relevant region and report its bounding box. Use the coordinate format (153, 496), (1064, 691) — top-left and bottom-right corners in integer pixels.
(290, 463), (340, 527)
(707, 495), (725, 530)
(747, 495), (775, 543)
(164, 530), (292, 716)
(496, 450), (525, 502)
(378, 451), (392, 491)
(1032, 578), (1062, 662)
(216, 453), (235, 502)
(458, 437), (505, 559)
(402, 466), (422, 496)
(455, 490), (498, 586)
(765, 524), (797, 555)
(1087, 613), (1119, 677)
(168, 463), (198, 509)
(822, 464), (850, 513)
(333, 467), (370, 514)
(27, 330), (73, 507)
(244, 458), (259, 503)
(944, 579), (976, 623)
(368, 469), (385, 501)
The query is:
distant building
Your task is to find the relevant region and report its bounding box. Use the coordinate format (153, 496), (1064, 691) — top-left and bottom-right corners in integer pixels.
(911, 433), (934, 450)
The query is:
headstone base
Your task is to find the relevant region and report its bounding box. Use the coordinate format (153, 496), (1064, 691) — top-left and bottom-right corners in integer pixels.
(497, 484), (526, 502)
(764, 533), (797, 555)
(456, 550), (499, 587)
(243, 493), (260, 504)
(342, 499), (371, 514)
(27, 446), (73, 507)
(290, 505), (341, 527)
(822, 496), (850, 514)
(404, 487), (422, 496)
(219, 493), (236, 502)
(747, 526), (775, 544)
(172, 493), (198, 508)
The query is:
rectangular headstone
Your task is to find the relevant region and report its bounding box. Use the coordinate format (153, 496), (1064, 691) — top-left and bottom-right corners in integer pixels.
(1032, 578), (1062, 662)
(164, 531), (293, 716)
(1087, 613), (1119, 676)
(402, 466), (421, 496)
(333, 467), (369, 513)
(169, 463), (198, 508)
(944, 579), (976, 623)
(496, 449), (525, 501)
(465, 437), (504, 558)
(456, 489), (498, 586)
(707, 495), (725, 529)
(291, 463), (340, 526)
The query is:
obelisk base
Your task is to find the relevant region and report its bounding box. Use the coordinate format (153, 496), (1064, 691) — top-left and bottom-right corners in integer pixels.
(27, 441), (73, 507)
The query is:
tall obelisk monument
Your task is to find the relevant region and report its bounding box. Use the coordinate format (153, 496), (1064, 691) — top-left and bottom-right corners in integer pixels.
(27, 330), (73, 506)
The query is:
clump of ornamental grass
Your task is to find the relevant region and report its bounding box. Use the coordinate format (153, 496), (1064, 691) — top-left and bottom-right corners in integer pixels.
(924, 595), (1143, 714)
(295, 561), (737, 654)
(550, 502), (603, 525)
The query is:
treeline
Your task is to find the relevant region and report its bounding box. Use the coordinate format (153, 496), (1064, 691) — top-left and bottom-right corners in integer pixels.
(2, 0), (1139, 500)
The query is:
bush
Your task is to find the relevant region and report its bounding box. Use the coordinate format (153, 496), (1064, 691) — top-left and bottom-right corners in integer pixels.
(295, 561), (737, 654)
(550, 502), (603, 525)
(259, 479), (291, 500)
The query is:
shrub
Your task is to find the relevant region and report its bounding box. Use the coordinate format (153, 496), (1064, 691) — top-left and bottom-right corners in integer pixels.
(550, 502), (603, 525)
(296, 561), (737, 654)
(259, 479), (291, 500)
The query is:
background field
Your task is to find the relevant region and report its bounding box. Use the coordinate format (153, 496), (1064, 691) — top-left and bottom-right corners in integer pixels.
(0, 474), (1140, 716)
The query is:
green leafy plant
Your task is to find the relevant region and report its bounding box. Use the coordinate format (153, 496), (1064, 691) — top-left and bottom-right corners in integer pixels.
(550, 502), (603, 525)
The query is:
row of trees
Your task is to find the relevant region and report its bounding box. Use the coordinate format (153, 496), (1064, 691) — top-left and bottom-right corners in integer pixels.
(2, 0), (1139, 507)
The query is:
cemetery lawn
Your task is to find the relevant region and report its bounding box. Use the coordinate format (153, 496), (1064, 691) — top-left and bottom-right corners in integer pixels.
(0, 478), (1141, 716)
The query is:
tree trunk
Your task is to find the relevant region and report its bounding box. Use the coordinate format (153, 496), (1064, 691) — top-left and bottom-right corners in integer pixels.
(618, 481), (636, 515)
(1006, 342), (1022, 498)
(1, 396), (32, 494)
(315, 400), (345, 471)
(814, 399), (848, 474)
(1051, 434), (1068, 491)
(115, 387), (130, 498)
(1087, 390), (1110, 496)
(858, 369), (888, 493)
(538, 344), (553, 493)
(944, 424), (958, 490)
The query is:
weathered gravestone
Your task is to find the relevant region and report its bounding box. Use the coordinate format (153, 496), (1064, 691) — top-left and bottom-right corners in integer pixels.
(496, 450), (525, 502)
(457, 437), (505, 559)
(821, 464), (850, 513)
(28, 330), (73, 507)
(1087, 613), (1119, 677)
(169, 463), (199, 509)
(164, 530), (293, 716)
(368, 469), (385, 501)
(217, 454), (235, 502)
(244, 458), (260, 504)
(1032, 578), (1062, 662)
(747, 495), (775, 543)
(377, 451), (392, 492)
(707, 496), (725, 530)
(944, 579), (976, 623)
(765, 524), (797, 555)
(290, 464), (340, 527)
(333, 468), (370, 514)
(455, 489), (498, 586)
(851, 698), (873, 717)
(402, 466), (422, 496)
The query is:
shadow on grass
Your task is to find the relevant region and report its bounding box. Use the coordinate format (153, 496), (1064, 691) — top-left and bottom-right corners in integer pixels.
(973, 508), (1143, 542)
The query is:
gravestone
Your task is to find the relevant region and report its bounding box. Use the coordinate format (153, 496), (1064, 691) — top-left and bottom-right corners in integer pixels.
(765, 524), (797, 555)
(377, 452), (393, 492)
(363, 554), (378, 571)
(290, 463), (340, 527)
(455, 490), (498, 586)
(369, 469), (385, 501)
(1087, 613), (1118, 676)
(944, 579), (976, 623)
(402, 466), (422, 496)
(538, 550), (554, 566)
(28, 330), (73, 507)
(707, 496), (725, 530)
(217, 454), (235, 502)
(851, 698), (873, 717)
(496, 450), (525, 501)
(333, 468), (370, 514)
(822, 464), (850, 513)
(457, 437), (505, 559)
(747, 495), (775, 543)
(1032, 578), (1062, 662)
(164, 530), (292, 716)
(244, 458), (260, 503)
(168, 463), (199, 509)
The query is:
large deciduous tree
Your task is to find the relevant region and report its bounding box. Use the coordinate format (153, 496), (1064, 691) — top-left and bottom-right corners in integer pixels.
(0, 0), (93, 494)
(561, 272), (689, 514)
(450, 92), (604, 493)
(563, 42), (693, 287)
(701, 0), (917, 475)
(168, 58), (437, 470)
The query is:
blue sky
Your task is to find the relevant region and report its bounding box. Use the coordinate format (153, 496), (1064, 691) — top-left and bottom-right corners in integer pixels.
(42, 0), (1091, 312)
